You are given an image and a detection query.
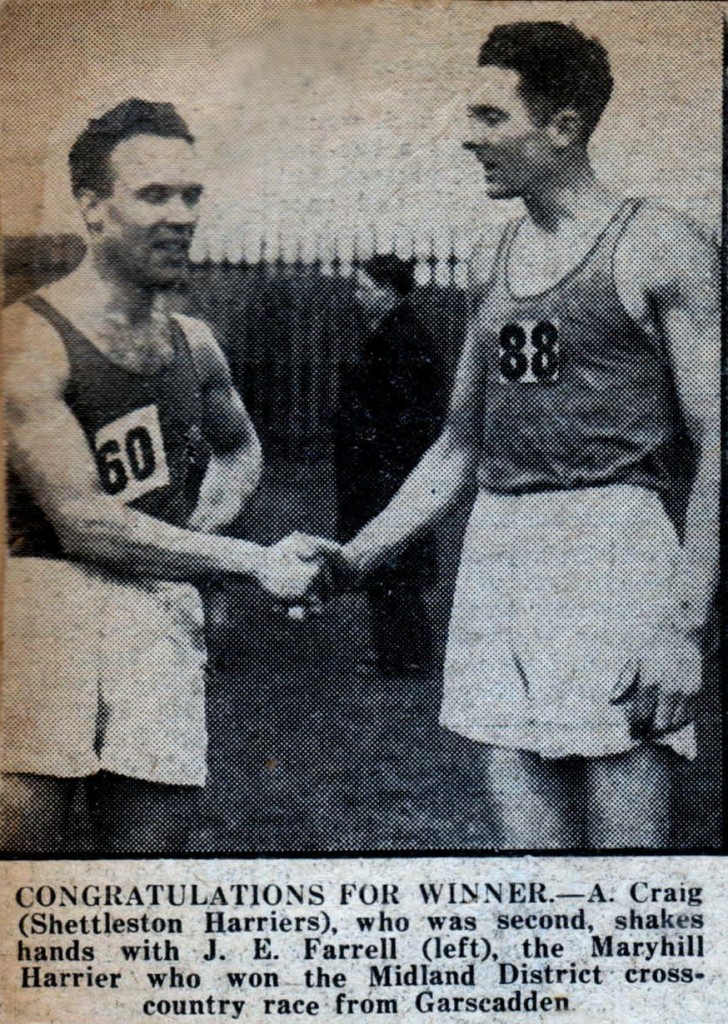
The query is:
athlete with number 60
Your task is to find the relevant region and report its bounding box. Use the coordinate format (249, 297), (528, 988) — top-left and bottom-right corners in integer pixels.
(337, 22), (719, 847)
(1, 99), (332, 852)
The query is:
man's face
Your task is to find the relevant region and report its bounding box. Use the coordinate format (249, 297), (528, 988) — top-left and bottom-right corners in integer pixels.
(90, 134), (203, 287)
(463, 65), (559, 199)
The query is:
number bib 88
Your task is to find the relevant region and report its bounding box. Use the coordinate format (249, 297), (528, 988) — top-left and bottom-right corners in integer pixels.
(498, 318), (560, 384)
(94, 404), (170, 503)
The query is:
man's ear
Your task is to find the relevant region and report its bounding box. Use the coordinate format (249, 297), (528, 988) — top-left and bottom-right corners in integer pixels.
(76, 189), (105, 233)
(547, 108), (585, 148)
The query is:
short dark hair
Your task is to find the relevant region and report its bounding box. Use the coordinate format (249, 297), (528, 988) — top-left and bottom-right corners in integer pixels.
(360, 253), (416, 296)
(478, 22), (613, 137)
(69, 98), (194, 197)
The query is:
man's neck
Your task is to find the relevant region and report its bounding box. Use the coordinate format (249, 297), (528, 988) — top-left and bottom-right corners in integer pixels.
(73, 253), (162, 328)
(521, 155), (606, 232)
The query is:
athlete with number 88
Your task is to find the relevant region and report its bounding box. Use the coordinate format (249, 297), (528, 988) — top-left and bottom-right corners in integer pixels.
(333, 22), (719, 849)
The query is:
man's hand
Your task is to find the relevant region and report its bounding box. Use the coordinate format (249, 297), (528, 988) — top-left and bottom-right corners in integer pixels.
(275, 531), (344, 567)
(611, 624), (702, 738)
(256, 533), (344, 613)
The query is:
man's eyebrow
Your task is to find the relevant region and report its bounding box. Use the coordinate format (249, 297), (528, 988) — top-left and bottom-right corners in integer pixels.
(135, 183), (204, 192)
(467, 103), (505, 117)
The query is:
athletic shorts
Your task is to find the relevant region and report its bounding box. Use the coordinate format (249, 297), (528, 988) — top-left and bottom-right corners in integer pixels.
(2, 558), (208, 785)
(441, 485), (697, 760)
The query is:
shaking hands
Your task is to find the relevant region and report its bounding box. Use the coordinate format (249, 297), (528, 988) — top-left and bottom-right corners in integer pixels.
(256, 531), (351, 616)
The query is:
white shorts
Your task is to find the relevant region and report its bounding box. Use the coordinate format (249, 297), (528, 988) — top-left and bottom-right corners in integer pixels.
(441, 485), (697, 760)
(2, 558), (208, 786)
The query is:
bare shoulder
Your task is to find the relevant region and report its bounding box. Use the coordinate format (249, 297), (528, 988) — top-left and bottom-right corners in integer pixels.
(171, 311), (219, 350)
(171, 311), (230, 383)
(3, 299), (70, 402)
(615, 201), (718, 296)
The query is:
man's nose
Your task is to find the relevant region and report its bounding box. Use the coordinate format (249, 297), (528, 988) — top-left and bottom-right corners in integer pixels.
(163, 196), (197, 225)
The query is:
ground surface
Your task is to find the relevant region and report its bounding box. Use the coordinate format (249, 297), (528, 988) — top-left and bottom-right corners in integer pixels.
(181, 451), (722, 854)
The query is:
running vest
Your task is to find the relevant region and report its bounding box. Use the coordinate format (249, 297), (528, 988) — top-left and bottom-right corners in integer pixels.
(475, 199), (686, 495)
(7, 296), (210, 558)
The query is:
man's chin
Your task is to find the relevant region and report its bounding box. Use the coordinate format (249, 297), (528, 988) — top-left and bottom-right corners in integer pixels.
(145, 262), (191, 288)
(483, 179), (517, 200)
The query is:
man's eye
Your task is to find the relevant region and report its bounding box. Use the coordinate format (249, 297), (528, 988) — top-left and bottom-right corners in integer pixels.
(139, 187), (170, 204)
(469, 108), (506, 127)
(182, 187), (203, 207)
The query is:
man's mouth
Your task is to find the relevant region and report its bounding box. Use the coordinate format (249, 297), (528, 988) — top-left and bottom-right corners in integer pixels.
(152, 239), (191, 255)
(463, 145), (498, 173)
(152, 232), (192, 251)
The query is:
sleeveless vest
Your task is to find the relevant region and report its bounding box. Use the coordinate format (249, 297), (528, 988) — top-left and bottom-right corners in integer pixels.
(7, 295), (210, 558)
(475, 199), (688, 495)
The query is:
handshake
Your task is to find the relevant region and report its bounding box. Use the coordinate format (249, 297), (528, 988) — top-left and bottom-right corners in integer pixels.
(256, 531), (354, 616)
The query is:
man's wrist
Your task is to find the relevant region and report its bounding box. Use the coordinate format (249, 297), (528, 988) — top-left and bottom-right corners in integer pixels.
(216, 537), (268, 583)
(341, 539), (374, 585)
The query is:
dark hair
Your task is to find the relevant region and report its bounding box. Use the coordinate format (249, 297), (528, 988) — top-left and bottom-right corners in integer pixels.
(360, 253), (416, 296)
(69, 98), (194, 197)
(478, 22), (613, 137)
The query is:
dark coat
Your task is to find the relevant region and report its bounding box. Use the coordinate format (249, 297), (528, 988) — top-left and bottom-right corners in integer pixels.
(334, 299), (446, 585)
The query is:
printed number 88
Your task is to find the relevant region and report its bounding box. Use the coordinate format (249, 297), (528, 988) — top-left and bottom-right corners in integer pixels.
(499, 321), (559, 381)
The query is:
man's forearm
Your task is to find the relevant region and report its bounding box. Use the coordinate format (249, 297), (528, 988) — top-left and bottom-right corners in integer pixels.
(57, 497), (266, 583)
(667, 428), (720, 636)
(344, 434), (474, 578)
(187, 444), (262, 534)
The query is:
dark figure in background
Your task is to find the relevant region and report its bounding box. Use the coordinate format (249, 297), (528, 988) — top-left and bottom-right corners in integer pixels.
(335, 254), (446, 675)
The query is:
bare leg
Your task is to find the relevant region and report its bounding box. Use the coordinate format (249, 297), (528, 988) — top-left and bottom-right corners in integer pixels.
(586, 744), (674, 849)
(87, 772), (202, 853)
(480, 746), (585, 849)
(0, 773), (77, 852)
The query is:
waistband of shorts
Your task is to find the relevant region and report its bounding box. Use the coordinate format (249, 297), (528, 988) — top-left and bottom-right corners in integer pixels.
(476, 481), (661, 503)
(472, 482), (666, 522)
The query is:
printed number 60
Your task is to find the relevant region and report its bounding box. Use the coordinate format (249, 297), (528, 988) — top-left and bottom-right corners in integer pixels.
(96, 426), (156, 495)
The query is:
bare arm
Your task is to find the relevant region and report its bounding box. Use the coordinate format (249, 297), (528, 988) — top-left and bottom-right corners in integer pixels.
(4, 306), (308, 599)
(661, 241), (720, 637)
(618, 209), (720, 634)
(343, 317), (486, 578)
(175, 315), (263, 535)
(614, 208), (720, 734)
(341, 235), (499, 580)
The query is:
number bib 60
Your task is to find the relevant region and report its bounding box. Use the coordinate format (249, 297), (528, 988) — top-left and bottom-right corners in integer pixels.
(498, 319), (560, 384)
(94, 404), (170, 502)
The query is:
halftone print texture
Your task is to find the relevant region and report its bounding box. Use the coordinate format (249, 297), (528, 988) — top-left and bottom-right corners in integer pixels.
(0, 0), (722, 868)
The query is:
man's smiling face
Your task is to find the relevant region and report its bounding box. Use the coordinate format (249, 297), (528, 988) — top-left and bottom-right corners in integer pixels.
(90, 134), (203, 287)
